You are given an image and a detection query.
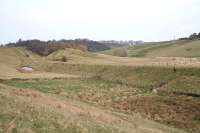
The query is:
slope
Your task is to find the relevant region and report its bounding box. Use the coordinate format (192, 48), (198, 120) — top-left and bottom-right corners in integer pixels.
(0, 84), (185, 133)
(101, 40), (200, 58)
(0, 47), (72, 79)
(47, 48), (200, 67)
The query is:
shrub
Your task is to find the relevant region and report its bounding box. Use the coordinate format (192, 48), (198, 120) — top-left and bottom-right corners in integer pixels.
(186, 48), (192, 51)
(25, 54), (30, 57)
(113, 48), (128, 57)
(61, 56), (67, 62)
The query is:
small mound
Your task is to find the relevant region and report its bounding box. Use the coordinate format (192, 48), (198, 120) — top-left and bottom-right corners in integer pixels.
(47, 48), (98, 62)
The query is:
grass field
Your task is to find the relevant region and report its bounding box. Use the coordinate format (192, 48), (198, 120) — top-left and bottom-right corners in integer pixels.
(101, 40), (200, 58)
(2, 66), (200, 133)
(0, 46), (200, 133)
(0, 83), (186, 133)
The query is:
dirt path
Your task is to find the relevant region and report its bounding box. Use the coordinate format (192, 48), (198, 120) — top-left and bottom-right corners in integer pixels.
(0, 84), (185, 133)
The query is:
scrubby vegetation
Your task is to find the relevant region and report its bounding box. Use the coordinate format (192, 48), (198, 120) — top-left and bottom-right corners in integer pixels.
(0, 85), (128, 133)
(61, 56), (67, 62)
(5, 39), (113, 56)
(2, 65), (200, 133)
(1, 39), (200, 133)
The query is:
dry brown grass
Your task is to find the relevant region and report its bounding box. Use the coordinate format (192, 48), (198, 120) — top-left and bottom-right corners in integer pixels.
(0, 84), (185, 133)
(0, 47), (80, 80)
(0, 47), (199, 132)
(1, 47), (200, 81)
(46, 49), (200, 67)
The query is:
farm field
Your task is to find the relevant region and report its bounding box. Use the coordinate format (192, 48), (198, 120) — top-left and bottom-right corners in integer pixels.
(0, 45), (200, 133)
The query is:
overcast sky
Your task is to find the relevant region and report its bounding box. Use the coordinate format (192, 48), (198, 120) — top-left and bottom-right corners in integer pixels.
(0, 0), (200, 44)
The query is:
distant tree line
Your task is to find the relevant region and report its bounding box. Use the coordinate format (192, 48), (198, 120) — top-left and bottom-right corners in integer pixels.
(179, 32), (200, 40)
(5, 39), (111, 56)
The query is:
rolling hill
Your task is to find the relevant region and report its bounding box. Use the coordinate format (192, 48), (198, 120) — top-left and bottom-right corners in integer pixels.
(101, 40), (200, 58)
(0, 47), (72, 79)
(0, 45), (200, 133)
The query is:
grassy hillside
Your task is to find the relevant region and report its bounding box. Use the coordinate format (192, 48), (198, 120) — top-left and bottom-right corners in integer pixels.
(0, 47), (38, 77)
(101, 40), (200, 57)
(2, 65), (200, 133)
(147, 40), (200, 57)
(0, 84), (136, 133)
(0, 47), (71, 79)
(46, 48), (200, 68)
(47, 48), (99, 61)
(0, 47), (200, 133)
(1, 46), (200, 79)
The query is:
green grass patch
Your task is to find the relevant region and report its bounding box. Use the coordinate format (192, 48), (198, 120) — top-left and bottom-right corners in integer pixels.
(5, 65), (200, 96)
(2, 79), (120, 94)
(0, 91), (122, 133)
(101, 40), (199, 57)
(2, 65), (200, 133)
